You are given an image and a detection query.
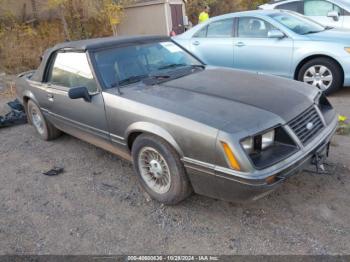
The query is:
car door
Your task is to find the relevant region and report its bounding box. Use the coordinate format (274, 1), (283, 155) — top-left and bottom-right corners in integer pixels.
(189, 18), (234, 68)
(343, 9), (350, 29)
(303, 0), (344, 28)
(233, 16), (294, 78)
(44, 51), (110, 142)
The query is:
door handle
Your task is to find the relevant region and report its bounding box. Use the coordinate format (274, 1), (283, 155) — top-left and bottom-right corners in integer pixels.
(192, 41), (200, 46)
(235, 42), (245, 47)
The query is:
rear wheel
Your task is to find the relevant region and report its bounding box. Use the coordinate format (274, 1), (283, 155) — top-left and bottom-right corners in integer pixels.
(132, 134), (192, 205)
(27, 100), (61, 140)
(297, 58), (342, 95)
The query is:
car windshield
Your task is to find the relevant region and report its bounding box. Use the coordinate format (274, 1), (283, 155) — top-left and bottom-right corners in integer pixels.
(269, 12), (325, 35)
(94, 41), (202, 88)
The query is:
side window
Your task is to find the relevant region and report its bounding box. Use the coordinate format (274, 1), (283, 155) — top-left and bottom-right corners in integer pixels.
(206, 19), (234, 38)
(276, 1), (303, 13)
(238, 17), (276, 38)
(193, 26), (208, 38)
(48, 52), (98, 93)
(304, 0), (341, 16)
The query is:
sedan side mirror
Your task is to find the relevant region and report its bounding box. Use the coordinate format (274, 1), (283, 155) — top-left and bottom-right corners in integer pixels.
(267, 29), (285, 39)
(327, 11), (339, 21)
(68, 86), (91, 102)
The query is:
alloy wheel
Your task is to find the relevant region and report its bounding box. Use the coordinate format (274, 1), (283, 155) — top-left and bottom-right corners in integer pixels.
(31, 108), (45, 135)
(303, 65), (333, 91)
(138, 147), (171, 194)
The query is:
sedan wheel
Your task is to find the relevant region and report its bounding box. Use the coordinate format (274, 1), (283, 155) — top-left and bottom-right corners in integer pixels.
(132, 134), (192, 205)
(138, 147), (171, 194)
(303, 65), (333, 91)
(298, 57), (342, 95)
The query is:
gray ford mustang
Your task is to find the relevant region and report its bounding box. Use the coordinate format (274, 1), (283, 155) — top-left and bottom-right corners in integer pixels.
(15, 36), (338, 205)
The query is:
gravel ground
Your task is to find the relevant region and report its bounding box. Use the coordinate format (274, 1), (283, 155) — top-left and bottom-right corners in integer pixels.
(0, 84), (349, 255)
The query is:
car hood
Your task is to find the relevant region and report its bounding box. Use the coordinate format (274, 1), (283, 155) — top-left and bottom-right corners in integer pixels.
(123, 67), (318, 133)
(306, 28), (350, 43)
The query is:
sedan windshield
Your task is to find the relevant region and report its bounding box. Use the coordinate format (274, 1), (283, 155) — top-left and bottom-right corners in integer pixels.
(94, 41), (202, 88)
(269, 12), (325, 35)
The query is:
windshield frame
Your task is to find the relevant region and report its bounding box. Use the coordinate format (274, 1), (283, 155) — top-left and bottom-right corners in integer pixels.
(90, 40), (205, 90)
(269, 11), (326, 35)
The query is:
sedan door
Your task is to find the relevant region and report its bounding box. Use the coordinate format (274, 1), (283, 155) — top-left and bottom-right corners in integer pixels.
(303, 0), (344, 28)
(343, 12), (350, 29)
(233, 16), (294, 78)
(189, 18), (234, 68)
(44, 51), (110, 143)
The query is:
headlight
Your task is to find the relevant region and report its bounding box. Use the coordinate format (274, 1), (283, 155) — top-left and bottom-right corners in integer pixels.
(241, 129), (275, 154)
(262, 130), (275, 150)
(240, 127), (299, 170)
(241, 137), (253, 154)
(345, 47), (350, 54)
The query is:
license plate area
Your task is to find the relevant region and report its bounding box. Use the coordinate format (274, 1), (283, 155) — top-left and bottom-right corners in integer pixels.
(311, 142), (330, 173)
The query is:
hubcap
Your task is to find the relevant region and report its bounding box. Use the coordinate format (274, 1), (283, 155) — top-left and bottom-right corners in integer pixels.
(31, 108), (45, 135)
(138, 147), (171, 194)
(303, 65), (333, 91)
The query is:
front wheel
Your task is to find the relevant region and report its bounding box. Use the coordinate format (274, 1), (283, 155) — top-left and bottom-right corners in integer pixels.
(132, 134), (192, 205)
(297, 58), (343, 95)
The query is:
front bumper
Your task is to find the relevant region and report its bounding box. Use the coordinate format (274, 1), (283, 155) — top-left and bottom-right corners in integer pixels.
(184, 116), (337, 203)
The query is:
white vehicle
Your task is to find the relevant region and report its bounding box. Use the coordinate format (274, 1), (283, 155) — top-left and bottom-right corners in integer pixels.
(259, 0), (350, 29)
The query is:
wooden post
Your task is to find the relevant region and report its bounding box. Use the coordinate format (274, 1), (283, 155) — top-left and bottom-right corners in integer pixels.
(30, 0), (38, 26)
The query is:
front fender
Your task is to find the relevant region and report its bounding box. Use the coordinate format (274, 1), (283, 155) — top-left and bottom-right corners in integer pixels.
(292, 43), (345, 75)
(125, 122), (184, 157)
(22, 89), (39, 105)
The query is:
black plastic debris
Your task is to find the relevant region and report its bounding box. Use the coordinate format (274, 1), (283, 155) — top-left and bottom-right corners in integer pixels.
(0, 99), (27, 128)
(43, 167), (64, 176)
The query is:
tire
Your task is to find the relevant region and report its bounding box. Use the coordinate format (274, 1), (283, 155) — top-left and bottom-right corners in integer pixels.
(297, 57), (343, 95)
(27, 100), (61, 141)
(132, 134), (192, 205)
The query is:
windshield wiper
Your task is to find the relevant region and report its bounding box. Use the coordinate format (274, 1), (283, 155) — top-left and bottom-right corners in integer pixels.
(158, 63), (188, 70)
(302, 30), (323, 35)
(191, 64), (206, 69)
(108, 75), (149, 94)
(158, 63), (205, 70)
(117, 75), (149, 86)
(325, 26), (334, 30)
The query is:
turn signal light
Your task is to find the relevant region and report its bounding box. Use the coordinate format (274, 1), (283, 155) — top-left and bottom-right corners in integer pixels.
(221, 142), (241, 171)
(266, 175), (276, 185)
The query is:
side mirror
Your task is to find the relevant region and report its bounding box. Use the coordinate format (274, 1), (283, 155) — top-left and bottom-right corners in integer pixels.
(327, 11), (339, 21)
(267, 29), (285, 39)
(68, 86), (91, 102)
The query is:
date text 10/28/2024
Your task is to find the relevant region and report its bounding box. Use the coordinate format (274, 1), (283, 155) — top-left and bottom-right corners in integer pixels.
(127, 256), (219, 261)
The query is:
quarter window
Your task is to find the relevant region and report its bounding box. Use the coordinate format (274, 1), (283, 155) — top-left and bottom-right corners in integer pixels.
(238, 17), (276, 38)
(48, 52), (98, 92)
(304, 0), (341, 16)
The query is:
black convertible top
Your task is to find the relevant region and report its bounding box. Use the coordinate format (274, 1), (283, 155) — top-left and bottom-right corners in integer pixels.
(52, 35), (169, 52)
(31, 35), (170, 82)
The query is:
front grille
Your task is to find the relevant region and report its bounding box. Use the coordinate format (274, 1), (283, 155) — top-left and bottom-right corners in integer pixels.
(289, 106), (324, 145)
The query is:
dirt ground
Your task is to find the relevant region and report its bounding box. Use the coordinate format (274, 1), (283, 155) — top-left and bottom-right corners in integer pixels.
(0, 83), (349, 255)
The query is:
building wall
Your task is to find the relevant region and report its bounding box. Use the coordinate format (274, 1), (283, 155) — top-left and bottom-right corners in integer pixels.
(117, 3), (169, 36)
